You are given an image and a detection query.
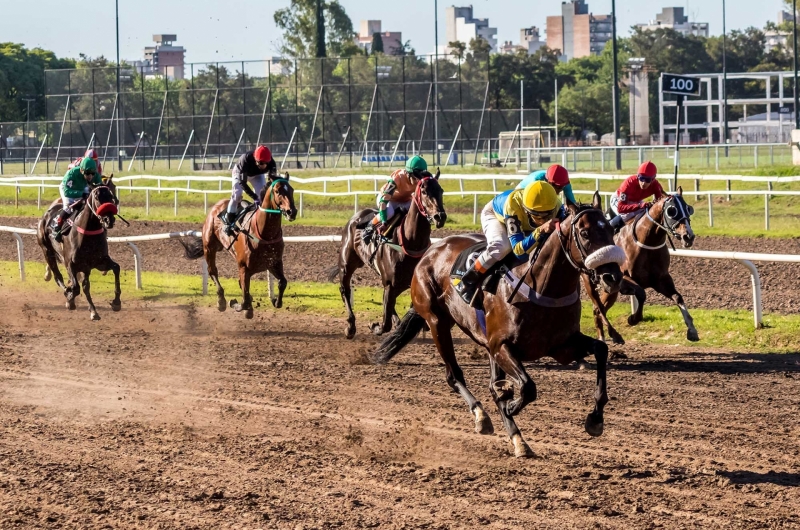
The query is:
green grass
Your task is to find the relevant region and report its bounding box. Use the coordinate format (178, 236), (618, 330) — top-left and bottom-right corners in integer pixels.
(2, 260), (799, 353)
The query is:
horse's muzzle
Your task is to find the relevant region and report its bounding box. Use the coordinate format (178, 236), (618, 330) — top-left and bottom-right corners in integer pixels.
(284, 208), (298, 222)
(681, 233), (695, 248)
(433, 212), (447, 229)
(101, 216), (115, 229)
(598, 266), (623, 295)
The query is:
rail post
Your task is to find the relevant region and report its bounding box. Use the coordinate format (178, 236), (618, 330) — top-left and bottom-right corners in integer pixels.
(201, 260), (208, 296)
(736, 259), (763, 329)
(726, 179), (731, 201)
(299, 193), (304, 218)
(127, 243), (143, 290)
(12, 233), (25, 281)
(354, 194), (358, 214)
(708, 193), (714, 227)
(203, 192), (208, 213)
(764, 193), (770, 231)
(473, 194), (478, 225)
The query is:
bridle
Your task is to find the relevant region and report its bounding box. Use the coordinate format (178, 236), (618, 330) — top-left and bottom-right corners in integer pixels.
(85, 185), (116, 219)
(412, 176), (441, 223)
(260, 178), (291, 216)
(555, 209), (603, 283)
(633, 195), (693, 249)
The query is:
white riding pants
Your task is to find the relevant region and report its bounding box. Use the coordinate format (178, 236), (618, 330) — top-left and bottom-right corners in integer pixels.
(228, 169), (267, 213)
(610, 194), (640, 221)
(478, 202), (512, 270)
(60, 186), (88, 214)
(376, 197), (412, 221)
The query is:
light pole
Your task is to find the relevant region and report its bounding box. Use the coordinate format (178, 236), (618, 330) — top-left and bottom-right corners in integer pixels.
(722, 0), (728, 151)
(611, 0), (621, 169)
(794, 0), (799, 129)
(22, 98), (35, 173)
(115, 0), (122, 171)
(433, 0), (440, 165)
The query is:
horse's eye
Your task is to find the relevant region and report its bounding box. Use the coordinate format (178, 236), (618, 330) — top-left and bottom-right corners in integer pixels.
(580, 230), (589, 239)
(666, 206), (678, 218)
(686, 205), (695, 216)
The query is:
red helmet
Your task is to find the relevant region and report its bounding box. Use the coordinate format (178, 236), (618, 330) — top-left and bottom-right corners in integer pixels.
(545, 164), (570, 187)
(254, 145), (272, 163)
(85, 148), (99, 160)
(638, 161), (657, 179)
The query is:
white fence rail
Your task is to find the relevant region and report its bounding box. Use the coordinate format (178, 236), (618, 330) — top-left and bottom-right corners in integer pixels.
(2, 226), (800, 330)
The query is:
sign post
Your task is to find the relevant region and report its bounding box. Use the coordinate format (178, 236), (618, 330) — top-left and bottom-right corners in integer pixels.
(661, 73), (700, 190)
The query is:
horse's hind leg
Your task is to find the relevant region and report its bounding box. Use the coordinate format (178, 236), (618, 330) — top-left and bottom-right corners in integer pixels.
(205, 244), (226, 312)
(371, 285), (399, 336)
(338, 244), (363, 340)
(81, 272), (100, 321)
(653, 274), (699, 342)
(230, 266), (254, 319)
(98, 256), (122, 311)
(427, 311), (493, 436)
(556, 333), (610, 437)
(491, 343), (536, 457)
(268, 259), (288, 309)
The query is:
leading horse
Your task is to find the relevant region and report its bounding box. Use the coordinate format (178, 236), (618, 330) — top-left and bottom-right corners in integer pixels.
(330, 173), (446, 339)
(180, 174), (297, 318)
(372, 193), (625, 458)
(583, 188), (698, 344)
(36, 179), (121, 321)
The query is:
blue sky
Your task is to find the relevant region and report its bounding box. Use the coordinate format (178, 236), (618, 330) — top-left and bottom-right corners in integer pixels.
(0, 0), (784, 64)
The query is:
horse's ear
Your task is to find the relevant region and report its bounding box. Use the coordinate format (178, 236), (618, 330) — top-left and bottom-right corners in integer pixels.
(102, 173), (114, 184)
(434, 167), (440, 180)
(567, 201), (579, 216)
(591, 190), (602, 210)
(677, 185), (683, 196)
(283, 172), (290, 181)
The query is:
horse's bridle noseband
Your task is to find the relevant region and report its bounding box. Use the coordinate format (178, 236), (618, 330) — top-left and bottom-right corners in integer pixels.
(260, 178), (292, 215)
(413, 177), (439, 223)
(646, 195), (692, 238)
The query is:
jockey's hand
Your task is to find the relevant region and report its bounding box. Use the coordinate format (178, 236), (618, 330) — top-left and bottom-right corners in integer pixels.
(642, 202), (653, 209)
(538, 218), (558, 234)
(376, 222), (389, 234)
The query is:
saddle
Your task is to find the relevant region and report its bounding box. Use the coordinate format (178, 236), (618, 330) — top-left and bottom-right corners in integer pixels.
(50, 204), (84, 238)
(356, 208), (406, 241)
(218, 200), (257, 234)
(449, 241), (527, 310)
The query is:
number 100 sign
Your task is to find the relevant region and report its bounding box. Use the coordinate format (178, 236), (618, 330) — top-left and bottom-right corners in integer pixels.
(661, 73), (700, 97)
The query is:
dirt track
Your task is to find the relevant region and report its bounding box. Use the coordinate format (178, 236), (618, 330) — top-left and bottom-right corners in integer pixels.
(0, 290), (799, 529)
(2, 216), (800, 314)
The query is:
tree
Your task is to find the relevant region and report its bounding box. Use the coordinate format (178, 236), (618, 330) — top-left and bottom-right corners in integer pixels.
(0, 43), (74, 122)
(274, 0), (360, 58)
(371, 33), (384, 54)
(448, 41), (466, 60)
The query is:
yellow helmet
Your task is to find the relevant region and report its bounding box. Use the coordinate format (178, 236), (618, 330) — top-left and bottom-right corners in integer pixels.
(522, 181), (559, 217)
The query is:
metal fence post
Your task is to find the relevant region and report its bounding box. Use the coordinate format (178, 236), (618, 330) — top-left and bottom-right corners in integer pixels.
(754, 145), (758, 168)
(473, 194), (478, 224)
(764, 193), (770, 231)
(708, 193), (713, 227)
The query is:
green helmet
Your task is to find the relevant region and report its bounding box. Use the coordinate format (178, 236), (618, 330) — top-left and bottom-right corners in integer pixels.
(80, 157), (97, 173)
(405, 155), (427, 174)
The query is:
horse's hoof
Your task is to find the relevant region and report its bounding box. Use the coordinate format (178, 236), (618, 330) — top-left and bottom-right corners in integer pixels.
(44, 268), (52, 282)
(345, 325), (356, 340)
(611, 334), (626, 345)
(110, 301), (122, 312)
(687, 329), (700, 342)
(370, 323), (384, 336)
(585, 414), (604, 437)
(610, 351), (628, 360)
(577, 361), (594, 371)
(90, 313), (101, 322)
(271, 297), (282, 309)
(474, 407), (494, 435)
(230, 299), (241, 312)
(627, 315), (641, 326)
(511, 434), (534, 458)
(245, 309), (254, 319)
(217, 299), (227, 312)
(66, 301), (76, 311)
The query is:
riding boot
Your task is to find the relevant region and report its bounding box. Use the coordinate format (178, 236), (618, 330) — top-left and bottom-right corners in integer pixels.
(609, 215), (624, 234)
(52, 210), (69, 242)
(454, 262), (487, 305)
(224, 211), (238, 236)
(362, 224), (375, 245)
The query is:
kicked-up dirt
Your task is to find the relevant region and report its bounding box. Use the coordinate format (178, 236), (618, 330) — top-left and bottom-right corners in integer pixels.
(0, 290), (798, 529)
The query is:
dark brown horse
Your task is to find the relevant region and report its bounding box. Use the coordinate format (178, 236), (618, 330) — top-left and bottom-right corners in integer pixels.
(37, 179), (121, 321)
(330, 174), (446, 339)
(584, 188), (698, 344)
(372, 193), (625, 458)
(180, 174), (297, 318)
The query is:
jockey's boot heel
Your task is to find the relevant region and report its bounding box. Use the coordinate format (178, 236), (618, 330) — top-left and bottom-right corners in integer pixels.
(609, 215), (624, 233)
(224, 211), (238, 236)
(454, 263), (486, 305)
(52, 211), (68, 242)
(362, 224), (375, 245)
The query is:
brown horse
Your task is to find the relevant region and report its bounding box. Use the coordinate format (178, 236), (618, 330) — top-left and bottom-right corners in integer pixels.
(372, 193), (625, 458)
(180, 174), (297, 318)
(583, 188), (698, 344)
(36, 179), (121, 321)
(330, 174), (446, 339)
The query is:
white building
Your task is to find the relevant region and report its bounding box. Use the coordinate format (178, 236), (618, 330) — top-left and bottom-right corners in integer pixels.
(355, 20), (403, 55)
(766, 11), (794, 54)
(499, 27), (544, 55)
(445, 5), (498, 53)
(637, 7), (709, 38)
(267, 57), (291, 77)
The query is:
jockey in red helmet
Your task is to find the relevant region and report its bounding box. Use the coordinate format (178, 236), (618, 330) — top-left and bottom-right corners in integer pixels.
(608, 161), (665, 232)
(225, 145), (277, 236)
(68, 148), (103, 176)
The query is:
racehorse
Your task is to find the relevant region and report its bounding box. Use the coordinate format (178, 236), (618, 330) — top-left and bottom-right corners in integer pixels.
(180, 174), (297, 318)
(36, 178), (121, 321)
(583, 188), (698, 344)
(371, 193), (625, 458)
(329, 173), (446, 339)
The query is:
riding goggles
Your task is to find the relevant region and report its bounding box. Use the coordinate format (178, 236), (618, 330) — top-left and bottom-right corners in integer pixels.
(637, 174), (654, 183)
(85, 171), (97, 177)
(524, 206), (557, 220)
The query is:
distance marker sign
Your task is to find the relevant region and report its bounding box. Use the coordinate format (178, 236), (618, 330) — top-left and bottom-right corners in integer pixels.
(661, 73), (701, 97)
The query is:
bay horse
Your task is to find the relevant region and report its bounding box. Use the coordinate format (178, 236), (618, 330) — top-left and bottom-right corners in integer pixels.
(372, 193), (625, 458)
(583, 187), (698, 344)
(330, 173), (446, 339)
(180, 174), (297, 318)
(36, 179), (121, 321)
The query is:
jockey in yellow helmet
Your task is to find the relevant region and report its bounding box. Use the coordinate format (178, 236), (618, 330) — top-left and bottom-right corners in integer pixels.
(454, 181), (564, 303)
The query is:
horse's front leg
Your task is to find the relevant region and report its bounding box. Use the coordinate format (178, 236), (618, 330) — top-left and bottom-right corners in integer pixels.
(98, 256), (122, 311)
(621, 276), (646, 326)
(653, 274), (699, 342)
(64, 263), (80, 310)
(490, 343), (536, 458)
(81, 271), (101, 321)
(371, 285), (399, 335)
(230, 266), (254, 319)
(268, 259), (288, 309)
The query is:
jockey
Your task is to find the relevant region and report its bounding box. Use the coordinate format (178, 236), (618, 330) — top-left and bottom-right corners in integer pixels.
(362, 155), (429, 245)
(68, 148), (103, 176)
(51, 157), (102, 242)
(609, 161), (665, 232)
(225, 145), (277, 236)
(516, 164), (577, 205)
(454, 181), (564, 303)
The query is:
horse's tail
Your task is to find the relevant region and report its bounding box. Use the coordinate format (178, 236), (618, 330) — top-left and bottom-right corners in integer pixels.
(178, 236), (204, 260)
(371, 307), (425, 365)
(325, 265), (340, 283)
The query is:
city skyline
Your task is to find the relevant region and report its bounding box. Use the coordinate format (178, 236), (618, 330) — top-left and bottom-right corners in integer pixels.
(0, 0), (784, 64)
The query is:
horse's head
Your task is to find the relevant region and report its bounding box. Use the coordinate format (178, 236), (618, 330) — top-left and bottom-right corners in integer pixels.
(102, 174), (120, 205)
(87, 184), (118, 230)
(659, 187), (695, 248)
(564, 192), (625, 294)
(414, 168), (447, 228)
(265, 173), (297, 222)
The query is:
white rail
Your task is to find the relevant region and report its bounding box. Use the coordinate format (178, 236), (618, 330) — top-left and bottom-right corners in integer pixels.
(3, 226), (800, 329)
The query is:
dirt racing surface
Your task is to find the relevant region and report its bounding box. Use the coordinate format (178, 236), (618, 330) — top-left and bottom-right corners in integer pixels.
(2, 215), (800, 314)
(0, 291), (799, 529)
